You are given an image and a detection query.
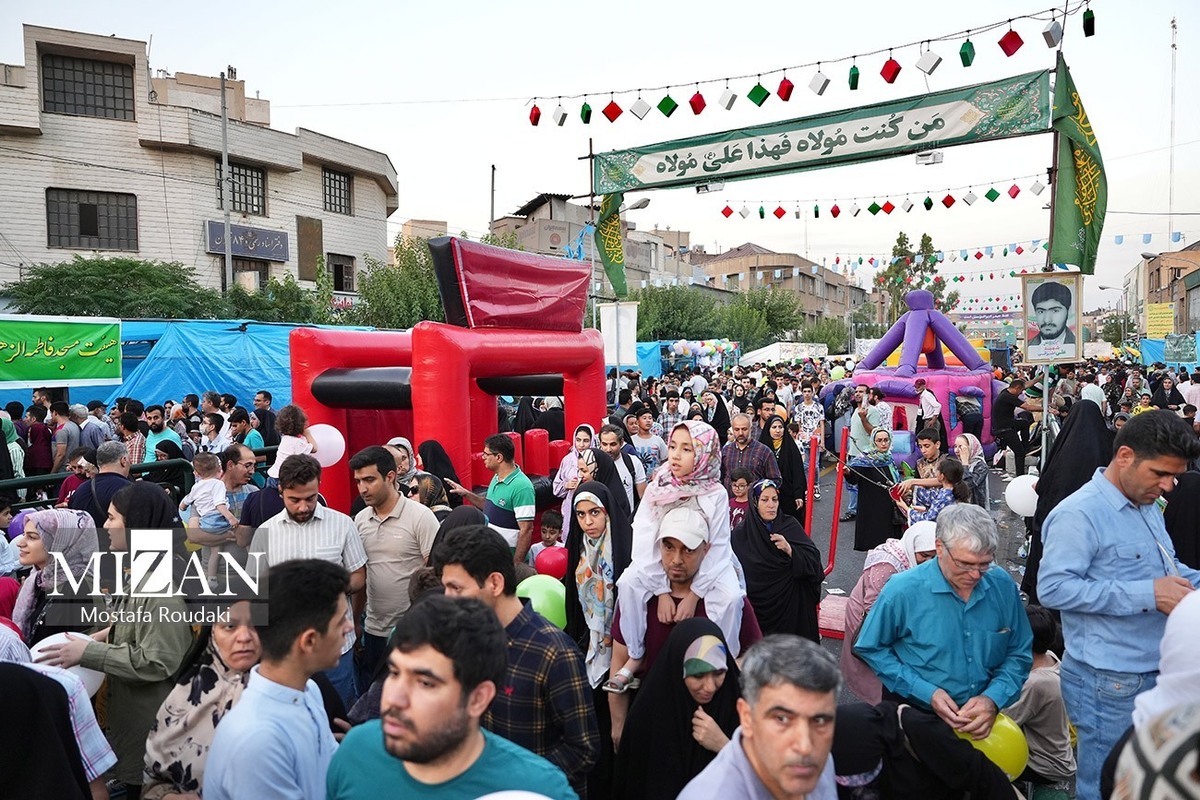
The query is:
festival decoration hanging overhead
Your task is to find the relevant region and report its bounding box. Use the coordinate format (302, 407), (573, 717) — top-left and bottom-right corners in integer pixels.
(527, 2), (1095, 126)
(593, 69), (1052, 194)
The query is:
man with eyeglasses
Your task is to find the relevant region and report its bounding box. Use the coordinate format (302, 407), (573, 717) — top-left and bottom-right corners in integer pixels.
(1038, 410), (1200, 800)
(854, 504), (1032, 743)
(349, 445), (440, 683)
(446, 434), (536, 564)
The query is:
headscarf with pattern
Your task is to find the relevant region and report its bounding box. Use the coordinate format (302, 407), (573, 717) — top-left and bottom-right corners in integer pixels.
(641, 421), (721, 514)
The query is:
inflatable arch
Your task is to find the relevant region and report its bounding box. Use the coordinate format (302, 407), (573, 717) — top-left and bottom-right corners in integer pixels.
(291, 237), (606, 511)
(850, 290), (1001, 446)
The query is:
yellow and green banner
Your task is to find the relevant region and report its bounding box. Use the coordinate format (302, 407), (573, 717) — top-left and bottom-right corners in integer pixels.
(594, 69), (1052, 194)
(1048, 52), (1106, 275)
(0, 315), (122, 388)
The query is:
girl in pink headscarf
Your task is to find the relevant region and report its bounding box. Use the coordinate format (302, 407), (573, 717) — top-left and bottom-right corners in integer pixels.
(607, 420), (744, 694)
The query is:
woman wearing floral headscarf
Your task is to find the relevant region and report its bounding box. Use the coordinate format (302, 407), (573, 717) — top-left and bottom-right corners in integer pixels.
(12, 508), (98, 645)
(953, 433), (990, 508)
(608, 420), (744, 692)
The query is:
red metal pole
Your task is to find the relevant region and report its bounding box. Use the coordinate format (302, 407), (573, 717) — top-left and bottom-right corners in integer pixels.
(804, 434), (819, 534)
(825, 426), (851, 578)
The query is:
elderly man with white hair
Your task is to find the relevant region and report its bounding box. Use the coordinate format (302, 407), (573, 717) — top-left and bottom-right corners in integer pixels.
(854, 504), (1033, 740)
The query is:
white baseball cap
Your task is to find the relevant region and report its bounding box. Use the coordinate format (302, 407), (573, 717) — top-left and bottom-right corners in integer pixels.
(656, 507), (710, 550)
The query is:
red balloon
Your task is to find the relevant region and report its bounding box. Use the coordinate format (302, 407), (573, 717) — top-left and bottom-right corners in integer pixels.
(535, 546), (569, 580)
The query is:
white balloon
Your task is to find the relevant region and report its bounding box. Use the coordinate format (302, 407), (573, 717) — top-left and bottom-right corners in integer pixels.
(307, 423), (346, 467)
(474, 794), (554, 800)
(28, 633), (106, 697)
(1005, 474), (1039, 518)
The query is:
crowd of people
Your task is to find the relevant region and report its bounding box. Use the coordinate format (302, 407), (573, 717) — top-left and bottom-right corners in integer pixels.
(0, 354), (1198, 799)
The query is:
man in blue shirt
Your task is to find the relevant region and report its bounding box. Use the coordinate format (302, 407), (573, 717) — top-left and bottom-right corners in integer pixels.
(205, 559), (353, 800)
(326, 594), (576, 800)
(855, 504), (1032, 740)
(1039, 410), (1200, 800)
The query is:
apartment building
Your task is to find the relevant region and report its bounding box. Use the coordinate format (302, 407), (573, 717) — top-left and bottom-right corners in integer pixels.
(0, 25), (398, 294)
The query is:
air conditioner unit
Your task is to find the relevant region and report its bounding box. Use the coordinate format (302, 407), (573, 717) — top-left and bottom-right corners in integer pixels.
(915, 151), (944, 166)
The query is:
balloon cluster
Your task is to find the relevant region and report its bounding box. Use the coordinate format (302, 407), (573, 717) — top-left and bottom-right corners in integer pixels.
(670, 338), (736, 356)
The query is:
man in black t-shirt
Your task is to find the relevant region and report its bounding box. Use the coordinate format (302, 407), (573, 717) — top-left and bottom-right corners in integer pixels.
(992, 379), (1041, 475)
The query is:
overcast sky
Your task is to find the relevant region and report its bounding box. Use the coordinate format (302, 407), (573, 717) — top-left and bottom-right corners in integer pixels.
(5, 0), (1197, 310)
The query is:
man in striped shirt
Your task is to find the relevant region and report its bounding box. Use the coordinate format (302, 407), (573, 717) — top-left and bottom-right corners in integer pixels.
(446, 434), (536, 564)
(250, 454), (366, 707)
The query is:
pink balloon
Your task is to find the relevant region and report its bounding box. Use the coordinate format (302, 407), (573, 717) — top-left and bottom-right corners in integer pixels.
(534, 546), (569, 580)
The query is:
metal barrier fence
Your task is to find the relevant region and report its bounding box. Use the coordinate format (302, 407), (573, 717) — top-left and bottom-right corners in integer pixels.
(0, 446), (277, 514)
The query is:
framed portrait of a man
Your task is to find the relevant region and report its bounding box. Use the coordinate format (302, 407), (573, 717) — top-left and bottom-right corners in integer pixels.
(1022, 272), (1082, 364)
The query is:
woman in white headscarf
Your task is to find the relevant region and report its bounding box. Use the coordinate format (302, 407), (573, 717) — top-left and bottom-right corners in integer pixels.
(11, 508), (98, 646)
(841, 521), (938, 704)
(552, 424), (596, 519)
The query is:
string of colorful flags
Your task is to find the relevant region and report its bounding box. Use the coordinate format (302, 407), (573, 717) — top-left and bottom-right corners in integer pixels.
(528, 1), (1095, 126)
(718, 175), (1046, 219)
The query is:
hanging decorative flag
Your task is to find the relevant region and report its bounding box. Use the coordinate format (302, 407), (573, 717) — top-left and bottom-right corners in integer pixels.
(1172, 231), (1182, 243)
(603, 99), (623, 122)
(748, 82), (771, 106)
(721, 206), (734, 218)
(690, 91), (706, 114)
(902, 198), (914, 212)
(552, 105), (568, 126)
(999, 27), (1025, 56)
(850, 203), (861, 217)
(581, 101), (592, 124)
(882, 201), (895, 214)
(593, 192), (628, 296)
(880, 53), (902, 84)
(529, 103), (542, 126)
(830, 204), (841, 218)
(1143, 233), (1152, 244)
(758, 205), (766, 219)
(1008, 184), (1021, 198)
(924, 197), (934, 211)
(1016, 245), (1025, 254)
(868, 202), (882, 215)
(1030, 180), (1045, 195)
(985, 187), (1001, 202)
(739, 205), (751, 218)
(943, 194), (956, 208)
(963, 190), (978, 206)
(718, 88), (737, 110)
(773, 206), (787, 219)
(658, 94), (679, 117)
(1113, 235), (1123, 245)
(813, 204), (820, 218)
(960, 38), (976, 66)
(778, 76), (795, 101)
(1048, 53), (1106, 274)
(975, 251), (984, 260)
(630, 97), (652, 119)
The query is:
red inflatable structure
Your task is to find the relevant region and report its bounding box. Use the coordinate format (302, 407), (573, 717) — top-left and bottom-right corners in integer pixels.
(290, 237), (606, 511)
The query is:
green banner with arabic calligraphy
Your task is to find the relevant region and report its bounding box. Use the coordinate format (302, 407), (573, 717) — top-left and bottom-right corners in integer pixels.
(0, 316), (122, 388)
(1048, 53), (1105, 275)
(593, 69), (1051, 194)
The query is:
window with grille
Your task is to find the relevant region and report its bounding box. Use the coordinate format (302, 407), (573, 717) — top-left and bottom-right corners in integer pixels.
(327, 253), (355, 292)
(46, 189), (138, 250)
(323, 169), (352, 215)
(41, 54), (135, 120)
(216, 162), (266, 216)
(233, 258), (270, 288)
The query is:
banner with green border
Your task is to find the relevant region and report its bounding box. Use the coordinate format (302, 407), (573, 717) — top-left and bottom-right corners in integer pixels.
(0, 315), (122, 388)
(594, 69), (1051, 194)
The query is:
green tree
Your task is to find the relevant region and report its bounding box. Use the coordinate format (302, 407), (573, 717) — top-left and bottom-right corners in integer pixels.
(795, 318), (851, 353)
(628, 286), (717, 341)
(5, 255), (225, 318)
(875, 232), (960, 320)
(226, 272), (329, 323)
(730, 288), (802, 339)
(345, 241), (444, 330)
(1100, 313), (1135, 346)
(708, 302), (772, 350)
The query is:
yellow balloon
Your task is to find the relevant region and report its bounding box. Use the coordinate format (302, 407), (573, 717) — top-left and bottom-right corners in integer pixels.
(955, 713), (1029, 780)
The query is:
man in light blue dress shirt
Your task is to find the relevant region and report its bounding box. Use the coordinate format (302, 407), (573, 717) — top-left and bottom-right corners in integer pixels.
(205, 559), (354, 800)
(855, 504), (1033, 740)
(1039, 410), (1200, 800)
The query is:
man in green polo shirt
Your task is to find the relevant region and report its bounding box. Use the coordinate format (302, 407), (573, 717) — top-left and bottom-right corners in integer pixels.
(446, 434), (537, 563)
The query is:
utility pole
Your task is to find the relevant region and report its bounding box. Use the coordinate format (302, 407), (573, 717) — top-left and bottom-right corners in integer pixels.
(489, 164), (496, 226)
(1168, 17), (1178, 245)
(220, 69), (233, 293)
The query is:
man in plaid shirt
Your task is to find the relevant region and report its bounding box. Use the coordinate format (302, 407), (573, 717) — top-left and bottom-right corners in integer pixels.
(657, 390), (685, 433)
(436, 525), (598, 797)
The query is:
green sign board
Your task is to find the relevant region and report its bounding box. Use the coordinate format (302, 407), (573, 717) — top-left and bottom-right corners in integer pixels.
(0, 315), (122, 388)
(594, 69), (1051, 194)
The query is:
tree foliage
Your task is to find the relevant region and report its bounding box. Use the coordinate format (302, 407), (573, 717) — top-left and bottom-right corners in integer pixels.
(874, 232), (960, 320)
(5, 255), (225, 318)
(343, 238), (445, 330)
(795, 318), (851, 353)
(630, 286), (716, 342)
(1100, 313), (1135, 347)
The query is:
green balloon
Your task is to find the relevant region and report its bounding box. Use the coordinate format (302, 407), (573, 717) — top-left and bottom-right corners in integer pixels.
(516, 574), (568, 629)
